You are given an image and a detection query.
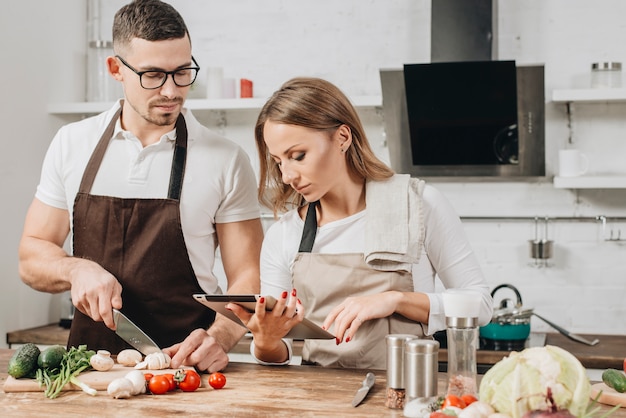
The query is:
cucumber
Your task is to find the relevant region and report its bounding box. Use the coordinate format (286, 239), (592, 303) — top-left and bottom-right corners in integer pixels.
(7, 343), (41, 378)
(602, 368), (626, 393)
(38, 345), (67, 370)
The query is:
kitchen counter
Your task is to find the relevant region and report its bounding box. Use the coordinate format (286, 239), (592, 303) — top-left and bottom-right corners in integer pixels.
(8, 324), (625, 370)
(0, 349), (623, 418)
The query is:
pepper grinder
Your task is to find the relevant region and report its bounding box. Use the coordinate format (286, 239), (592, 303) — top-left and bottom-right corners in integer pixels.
(442, 290), (482, 398)
(385, 334), (418, 409)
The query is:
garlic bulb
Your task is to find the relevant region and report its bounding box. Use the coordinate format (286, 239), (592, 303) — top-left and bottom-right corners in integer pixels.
(124, 370), (147, 395)
(107, 377), (135, 399)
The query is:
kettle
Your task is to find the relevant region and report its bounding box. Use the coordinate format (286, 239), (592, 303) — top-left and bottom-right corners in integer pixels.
(479, 284), (532, 344)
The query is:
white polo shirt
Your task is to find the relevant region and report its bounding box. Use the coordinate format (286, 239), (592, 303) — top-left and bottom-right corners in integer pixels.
(36, 101), (260, 293)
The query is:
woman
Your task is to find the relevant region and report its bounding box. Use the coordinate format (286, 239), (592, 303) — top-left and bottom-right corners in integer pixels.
(229, 77), (493, 369)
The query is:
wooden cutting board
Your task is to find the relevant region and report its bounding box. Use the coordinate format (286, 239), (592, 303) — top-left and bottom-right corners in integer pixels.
(591, 383), (626, 408)
(3, 363), (190, 393)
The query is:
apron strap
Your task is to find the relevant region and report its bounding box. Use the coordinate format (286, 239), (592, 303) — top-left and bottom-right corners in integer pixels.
(298, 200), (319, 253)
(168, 113), (188, 200)
(77, 108), (188, 201)
(78, 108), (122, 194)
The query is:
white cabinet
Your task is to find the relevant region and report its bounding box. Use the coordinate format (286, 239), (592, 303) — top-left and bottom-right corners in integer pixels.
(551, 88), (626, 189)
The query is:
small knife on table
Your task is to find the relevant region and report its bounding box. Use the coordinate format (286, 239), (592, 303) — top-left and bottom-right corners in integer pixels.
(113, 309), (162, 355)
(352, 372), (376, 407)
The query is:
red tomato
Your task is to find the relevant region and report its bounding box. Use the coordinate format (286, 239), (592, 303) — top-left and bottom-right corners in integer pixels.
(430, 413), (452, 418)
(208, 372), (226, 389)
(461, 394), (478, 407)
(176, 369), (202, 392)
(442, 394), (467, 409)
(144, 373), (154, 382)
(148, 375), (171, 395)
(162, 373), (177, 392)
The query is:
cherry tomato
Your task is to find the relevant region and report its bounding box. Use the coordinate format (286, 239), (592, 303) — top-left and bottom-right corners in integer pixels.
(148, 375), (171, 395)
(208, 372), (226, 389)
(430, 412), (452, 418)
(162, 373), (177, 392)
(144, 373), (154, 382)
(176, 369), (202, 392)
(442, 394), (466, 409)
(461, 394), (478, 407)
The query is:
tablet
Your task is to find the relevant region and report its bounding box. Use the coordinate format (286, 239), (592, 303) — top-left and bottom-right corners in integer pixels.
(192, 294), (335, 340)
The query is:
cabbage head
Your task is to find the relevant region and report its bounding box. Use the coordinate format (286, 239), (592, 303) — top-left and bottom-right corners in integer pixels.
(479, 345), (591, 418)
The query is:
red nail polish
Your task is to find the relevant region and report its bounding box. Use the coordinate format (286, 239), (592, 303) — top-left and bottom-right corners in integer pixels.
(281, 291), (288, 299)
(297, 298), (302, 304)
(291, 289), (297, 297)
(259, 297), (265, 303)
(335, 338), (340, 345)
(346, 336), (351, 343)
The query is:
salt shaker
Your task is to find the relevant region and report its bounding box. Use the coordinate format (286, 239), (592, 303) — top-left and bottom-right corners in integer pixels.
(385, 334), (418, 409)
(403, 339), (440, 417)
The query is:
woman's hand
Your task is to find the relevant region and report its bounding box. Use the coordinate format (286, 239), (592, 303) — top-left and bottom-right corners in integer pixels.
(323, 291), (403, 344)
(228, 289), (304, 362)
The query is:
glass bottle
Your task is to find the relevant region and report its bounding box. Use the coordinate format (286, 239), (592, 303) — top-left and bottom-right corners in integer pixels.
(445, 316), (478, 397)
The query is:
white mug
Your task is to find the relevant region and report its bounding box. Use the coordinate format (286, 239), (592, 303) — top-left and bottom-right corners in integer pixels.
(206, 67), (224, 99)
(558, 149), (589, 177)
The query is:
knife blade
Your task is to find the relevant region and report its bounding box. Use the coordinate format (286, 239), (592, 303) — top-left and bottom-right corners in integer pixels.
(113, 309), (162, 355)
(352, 372), (375, 407)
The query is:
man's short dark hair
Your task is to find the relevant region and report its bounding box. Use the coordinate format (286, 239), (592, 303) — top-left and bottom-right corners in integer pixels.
(113, 0), (190, 53)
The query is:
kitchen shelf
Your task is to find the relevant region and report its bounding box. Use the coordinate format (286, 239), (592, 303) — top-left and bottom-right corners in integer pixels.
(47, 95), (382, 115)
(552, 88), (626, 103)
(553, 175), (626, 189)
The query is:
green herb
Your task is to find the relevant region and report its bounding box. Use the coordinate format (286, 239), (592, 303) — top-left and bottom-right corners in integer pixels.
(35, 345), (97, 399)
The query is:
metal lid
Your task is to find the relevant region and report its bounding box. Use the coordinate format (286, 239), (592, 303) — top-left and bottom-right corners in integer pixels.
(405, 339), (439, 354)
(592, 62), (622, 71)
(446, 316), (478, 328)
(385, 334), (418, 348)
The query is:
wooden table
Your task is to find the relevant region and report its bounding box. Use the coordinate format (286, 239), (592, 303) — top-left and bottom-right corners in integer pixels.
(1, 349), (624, 418)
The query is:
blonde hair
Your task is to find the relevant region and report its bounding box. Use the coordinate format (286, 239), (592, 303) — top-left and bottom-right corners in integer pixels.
(255, 77), (394, 215)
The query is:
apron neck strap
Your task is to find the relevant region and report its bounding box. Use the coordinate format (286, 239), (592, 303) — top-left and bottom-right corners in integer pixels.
(298, 200), (319, 253)
(167, 113), (188, 200)
(77, 109), (188, 201)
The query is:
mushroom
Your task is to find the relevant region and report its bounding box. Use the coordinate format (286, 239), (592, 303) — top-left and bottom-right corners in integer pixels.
(107, 377), (135, 399)
(134, 352), (171, 370)
(116, 349), (143, 367)
(90, 350), (115, 371)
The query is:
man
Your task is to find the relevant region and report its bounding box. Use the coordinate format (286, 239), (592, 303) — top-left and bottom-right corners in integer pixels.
(18, 0), (263, 373)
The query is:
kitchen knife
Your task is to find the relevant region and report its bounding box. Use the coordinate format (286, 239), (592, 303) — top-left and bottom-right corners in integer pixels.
(113, 309), (162, 355)
(352, 372), (375, 407)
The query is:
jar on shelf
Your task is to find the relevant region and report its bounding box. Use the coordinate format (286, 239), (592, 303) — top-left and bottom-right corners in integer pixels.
(590, 62), (622, 89)
(87, 40), (122, 102)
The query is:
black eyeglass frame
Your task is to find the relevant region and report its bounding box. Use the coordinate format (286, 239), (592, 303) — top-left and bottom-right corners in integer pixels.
(115, 55), (201, 89)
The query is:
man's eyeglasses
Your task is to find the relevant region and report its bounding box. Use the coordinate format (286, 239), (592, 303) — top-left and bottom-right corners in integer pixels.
(116, 55), (200, 89)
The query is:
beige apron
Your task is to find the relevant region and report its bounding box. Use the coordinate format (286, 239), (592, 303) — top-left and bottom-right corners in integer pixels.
(293, 201), (425, 370)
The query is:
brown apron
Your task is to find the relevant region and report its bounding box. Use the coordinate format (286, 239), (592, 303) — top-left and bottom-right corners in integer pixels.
(68, 108), (215, 352)
(293, 201), (425, 370)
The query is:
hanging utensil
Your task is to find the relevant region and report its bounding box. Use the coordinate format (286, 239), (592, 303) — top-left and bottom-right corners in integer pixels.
(529, 217), (553, 267)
